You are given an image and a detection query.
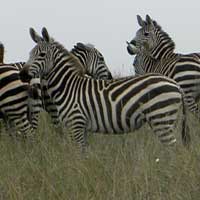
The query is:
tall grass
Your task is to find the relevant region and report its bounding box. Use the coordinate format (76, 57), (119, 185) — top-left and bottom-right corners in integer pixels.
(0, 113), (199, 200)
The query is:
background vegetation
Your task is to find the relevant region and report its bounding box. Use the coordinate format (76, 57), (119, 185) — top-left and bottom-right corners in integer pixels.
(0, 112), (199, 200)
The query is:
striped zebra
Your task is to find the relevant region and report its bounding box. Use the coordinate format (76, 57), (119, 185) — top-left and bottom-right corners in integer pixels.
(19, 27), (190, 151)
(42, 42), (113, 126)
(0, 42), (41, 134)
(127, 14), (200, 119)
(0, 64), (41, 136)
(0, 42), (113, 131)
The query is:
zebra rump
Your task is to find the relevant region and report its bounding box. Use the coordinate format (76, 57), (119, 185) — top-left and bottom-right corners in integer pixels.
(0, 65), (41, 136)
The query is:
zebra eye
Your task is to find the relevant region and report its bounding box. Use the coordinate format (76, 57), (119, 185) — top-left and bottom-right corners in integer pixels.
(39, 52), (46, 57)
(144, 32), (149, 36)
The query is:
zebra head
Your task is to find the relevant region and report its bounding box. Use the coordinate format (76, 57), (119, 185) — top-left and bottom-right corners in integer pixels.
(71, 43), (112, 80)
(127, 14), (175, 59)
(20, 27), (54, 83)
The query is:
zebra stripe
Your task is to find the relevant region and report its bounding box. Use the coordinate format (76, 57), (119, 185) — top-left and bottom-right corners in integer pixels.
(42, 42), (113, 127)
(127, 14), (200, 119)
(19, 27), (190, 151)
(0, 43), (41, 133)
(71, 43), (112, 80)
(0, 65), (39, 136)
(7, 43), (113, 129)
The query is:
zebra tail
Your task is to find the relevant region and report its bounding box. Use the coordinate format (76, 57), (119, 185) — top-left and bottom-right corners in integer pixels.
(181, 90), (191, 147)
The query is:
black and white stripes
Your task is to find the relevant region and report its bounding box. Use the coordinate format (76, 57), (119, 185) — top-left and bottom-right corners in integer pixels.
(19, 28), (190, 150)
(0, 42), (113, 133)
(127, 14), (200, 119)
(71, 43), (112, 80)
(0, 64), (40, 136)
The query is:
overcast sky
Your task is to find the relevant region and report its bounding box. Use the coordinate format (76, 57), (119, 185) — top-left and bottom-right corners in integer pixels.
(1, 0), (200, 76)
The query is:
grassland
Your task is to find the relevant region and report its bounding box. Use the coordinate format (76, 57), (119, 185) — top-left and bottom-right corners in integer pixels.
(0, 113), (199, 200)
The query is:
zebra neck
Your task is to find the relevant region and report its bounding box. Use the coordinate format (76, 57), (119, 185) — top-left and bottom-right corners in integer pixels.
(46, 52), (86, 100)
(47, 51), (85, 80)
(150, 35), (175, 60)
(134, 54), (157, 73)
(151, 44), (175, 60)
(135, 53), (178, 75)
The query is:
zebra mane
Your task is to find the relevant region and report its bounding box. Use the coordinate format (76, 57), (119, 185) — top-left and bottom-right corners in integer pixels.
(85, 43), (95, 48)
(52, 40), (86, 76)
(152, 20), (176, 54)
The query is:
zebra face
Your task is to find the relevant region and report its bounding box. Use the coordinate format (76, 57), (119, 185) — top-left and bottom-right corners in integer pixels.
(20, 27), (54, 82)
(127, 14), (157, 55)
(128, 14), (176, 60)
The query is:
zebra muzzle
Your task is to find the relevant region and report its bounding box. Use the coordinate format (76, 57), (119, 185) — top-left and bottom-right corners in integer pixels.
(19, 67), (32, 83)
(126, 40), (137, 55)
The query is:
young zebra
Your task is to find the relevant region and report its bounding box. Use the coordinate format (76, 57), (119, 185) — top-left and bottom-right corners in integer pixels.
(127, 14), (200, 119)
(20, 27), (190, 151)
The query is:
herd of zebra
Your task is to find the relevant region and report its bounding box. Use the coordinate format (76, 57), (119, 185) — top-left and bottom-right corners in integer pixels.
(1, 14), (200, 152)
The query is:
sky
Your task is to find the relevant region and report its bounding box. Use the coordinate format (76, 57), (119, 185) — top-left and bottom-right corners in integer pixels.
(1, 0), (200, 76)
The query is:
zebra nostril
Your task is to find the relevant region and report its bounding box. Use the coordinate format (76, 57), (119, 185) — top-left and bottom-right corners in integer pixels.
(127, 40), (138, 55)
(130, 40), (137, 46)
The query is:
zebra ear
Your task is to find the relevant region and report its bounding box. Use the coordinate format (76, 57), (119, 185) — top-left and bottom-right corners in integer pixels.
(41, 27), (50, 42)
(29, 28), (43, 43)
(137, 15), (145, 27)
(146, 15), (154, 26)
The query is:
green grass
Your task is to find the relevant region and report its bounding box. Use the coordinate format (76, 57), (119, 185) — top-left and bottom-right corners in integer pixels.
(0, 113), (200, 200)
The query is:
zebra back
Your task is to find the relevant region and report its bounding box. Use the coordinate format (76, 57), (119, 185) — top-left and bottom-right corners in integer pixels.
(9, 62), (25, 70)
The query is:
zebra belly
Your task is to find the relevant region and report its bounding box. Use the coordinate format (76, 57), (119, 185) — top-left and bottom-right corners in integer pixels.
(87, 112), (143, 134)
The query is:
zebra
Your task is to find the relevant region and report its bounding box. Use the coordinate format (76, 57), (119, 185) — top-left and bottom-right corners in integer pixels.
(42, 42), (113, 127)
(0, 42), (113, 132)
(0, 64), (41, 136)
(127, 14), (200, 119)
(19, 27), (190, 152)
(0, 43), (41, 134)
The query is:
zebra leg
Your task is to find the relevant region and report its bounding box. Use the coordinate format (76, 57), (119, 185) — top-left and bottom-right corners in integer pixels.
(68, 119), (88, 154)
(14, 115), (35, 138)
(42, 85), (63, 132)
(146, 114), (177, 145)
(184, 96), (200, 119)
(181, 97), (191, 147)
(1, 114), (16, 136)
